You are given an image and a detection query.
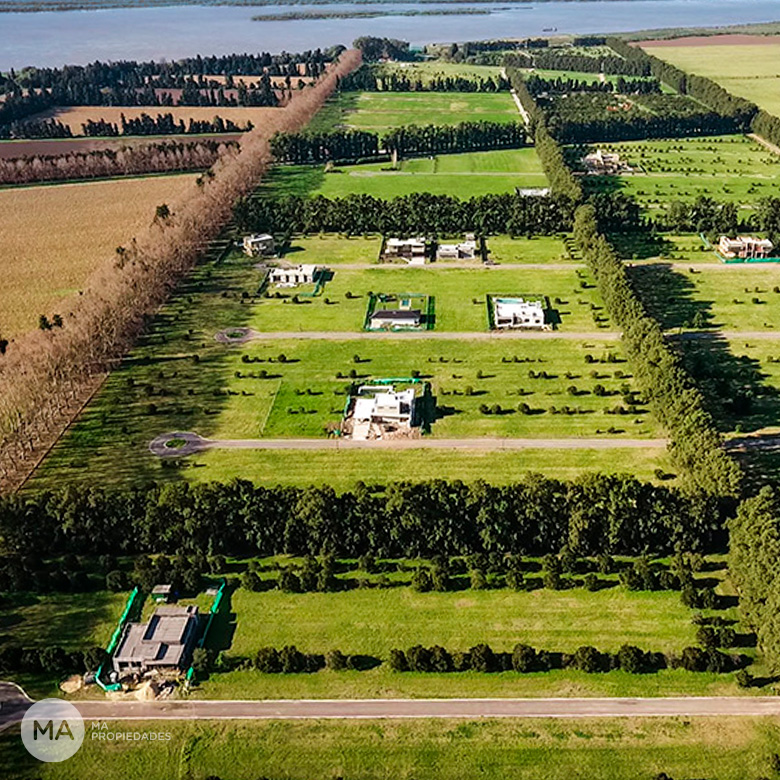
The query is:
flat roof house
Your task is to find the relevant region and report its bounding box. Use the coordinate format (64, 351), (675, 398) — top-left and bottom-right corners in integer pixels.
(369, 308), (422, 330)
(112, 605), (199, 676)
(384, 237), (429, 265)
(437, 235), (478, 261)
(492, 297), (548, 330)
(582, 149), (630, 176)
(242, 233), (276, 257)
(350, 384), (417, 439)
(269, 264), (320, 287)
(718, 235), (774, 260)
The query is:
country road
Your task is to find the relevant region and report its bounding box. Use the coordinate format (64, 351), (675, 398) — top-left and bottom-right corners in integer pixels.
(7, 693), (780, 729)
(149, 432), (668, 457)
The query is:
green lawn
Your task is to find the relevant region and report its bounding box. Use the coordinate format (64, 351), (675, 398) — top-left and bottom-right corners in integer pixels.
(581, 135), (780, 207)
(486, 235), (574, 264)
(338, 92), (520, 133)
(0, 591), (127, 650)
(309, 149), (548, 198)
(613, 232), (721, 264)
(373, 60), (504, 82)
(643, 40), (780, 116)
(4, 718), (779, 780)
(244, 266), (611, 332)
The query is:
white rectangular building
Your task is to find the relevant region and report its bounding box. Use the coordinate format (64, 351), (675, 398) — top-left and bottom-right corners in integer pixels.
(492, 296), (548, 329)
(269, 264), (319, 287)
(437, 235), (478, 261)
(384, 237), (429, 264)
(242, 233), (275, 257)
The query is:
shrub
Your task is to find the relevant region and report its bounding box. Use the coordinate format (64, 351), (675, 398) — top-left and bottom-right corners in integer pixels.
(411, 568), (432, 592)
(470, 569), (488, 590)
(511, 644), (537, 673)
(616, 644), (646, 674)
(388, 648), (407, 671)
(469, 644), (496, 673)
(325, 650), (347, 671)
(255, 647), (281, 673)
(571, 645), (604, 673)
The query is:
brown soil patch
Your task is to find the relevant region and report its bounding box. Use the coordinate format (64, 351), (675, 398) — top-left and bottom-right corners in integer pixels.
(639, 34), (780, 48)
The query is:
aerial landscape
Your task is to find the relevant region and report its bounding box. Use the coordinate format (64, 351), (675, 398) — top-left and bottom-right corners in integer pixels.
(2, 1), (780, 777)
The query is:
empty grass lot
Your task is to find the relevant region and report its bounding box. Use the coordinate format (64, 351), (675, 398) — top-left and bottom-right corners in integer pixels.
(4, 718), (779, 780)
(337, 92), (520, 133)
(487, 235), (574, 264)
(581, 135), (780, 207)
(642, 38), (780, 116)
(0, 174), (197, 337)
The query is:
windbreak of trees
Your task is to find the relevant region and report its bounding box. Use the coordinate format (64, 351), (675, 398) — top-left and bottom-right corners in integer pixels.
(573, 205), (742, 498)
(504, 50), (651, 77)
(0, 50), (363, 490)
(235, 191), (576, 236)
(525, 74), (660, 97)
(0, 475), (725, 559)
(0, 139), (237, 186)
(81, 113), (252, 138)
(353, 37), (411, 62)
(338, 66), (508, 93)
(0, 117), (72, 140)
(269, 121), (526, 163)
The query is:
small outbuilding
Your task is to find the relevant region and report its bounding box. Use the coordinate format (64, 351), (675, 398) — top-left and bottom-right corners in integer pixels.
(369, 309), (422, 330)
(150, 584), (172, 604)
(242, 233), (276, 257)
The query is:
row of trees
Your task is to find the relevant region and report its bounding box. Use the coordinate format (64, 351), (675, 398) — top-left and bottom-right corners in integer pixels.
(0, 645), (107, 676)
(235, 191), (576, 236)
(525, 74), (661, 97)
(388, 643), (740, 674)
(0, 139), (237, 186)
(0, 476), (727, 560)
(269, 121), (526, 163)
(573, 205), (743, 498)
(338, 66), (508, 93)
(504, 51), (650, 77)
(0, 50), (364, 490)
(81, 113), (252, 138)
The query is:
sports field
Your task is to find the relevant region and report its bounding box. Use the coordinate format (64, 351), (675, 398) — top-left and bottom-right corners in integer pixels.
(311, 149), (548, 198)
(4, 718), (778, 780)
(642, 36), (780, 116)
(336, 91), (520, 132)
(0, 173), (197, 337)
(581, 135), (780, 206)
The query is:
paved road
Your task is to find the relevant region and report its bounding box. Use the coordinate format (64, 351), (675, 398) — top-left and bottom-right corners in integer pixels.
(65, 697), (780, 721)
(150, 432), (667, 457)
(217, 329), (620, 344)
(0, 682), (32, 731)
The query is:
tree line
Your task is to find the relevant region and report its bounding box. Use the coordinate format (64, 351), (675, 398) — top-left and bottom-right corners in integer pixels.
(0, 139), (237, 186)
(573, 205), (743, 498)
(269, 121), (526, 164)
(503, 51), (650, 78)
(525, 74), (660, 97)
(0, 475), (727, 560)
(0, 50), (363, 491)
(235, 191), (576, 236)
(81, 113), (253, 138)
(338, 66), (508, 93)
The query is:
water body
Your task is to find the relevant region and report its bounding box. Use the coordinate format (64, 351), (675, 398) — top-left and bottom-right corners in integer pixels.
(0, 0), (778, 69)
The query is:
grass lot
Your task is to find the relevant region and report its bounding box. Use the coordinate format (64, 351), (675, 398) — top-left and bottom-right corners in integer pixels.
(629, 262), (780, 331)
(225, 586), (699, 658)
(642, 39), (780, 116)
(0, 174), (197, 337)
(4, 718), (779, 780)
(373, 61), (503, 81)
(0, 591), (127, 650)
(259, 148), (548, 199)
(281, 234), (384, 264)
(245, 266), (611, 332)
(580, 135), (780, 207)
(32, 105), (282, 135)
(613, 232), (720, 264)
(336, 92), (520, 133)
(486, 235), (573, 264)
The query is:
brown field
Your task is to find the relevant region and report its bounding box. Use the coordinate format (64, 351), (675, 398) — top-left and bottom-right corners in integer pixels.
(640, 33), (780, 47)
(0, 173), (197, 338)
(0, 133), (244, 159)
(31, 105), (284, 135)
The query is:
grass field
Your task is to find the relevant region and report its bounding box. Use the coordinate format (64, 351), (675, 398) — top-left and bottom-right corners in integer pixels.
(581, 135), (780, 207)
(373, 61), (503, 82)
(334, 92), (520, 133)
(4, 717), (780, 780)
(486, 235), (573, 264)
(32, 105), (283, 135)
(642, 37), (780, 116)
(259, 147), (548, 199)
(0, 591), (127, 650)
(0, 173), (197, 337)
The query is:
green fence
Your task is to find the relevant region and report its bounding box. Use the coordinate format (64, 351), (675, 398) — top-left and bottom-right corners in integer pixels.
(185, 579), (228, 686)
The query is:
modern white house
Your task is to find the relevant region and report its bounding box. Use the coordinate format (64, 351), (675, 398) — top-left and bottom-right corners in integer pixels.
(369, 308), (422, 330)
(269, 264), (320, 287)
(242, 233), (276, 257)
(582, 149), (631, 175)
(436, 235), (478, 261)
(492, 296), (548, 330)
(349, 385), (417, 440)
(384, 237), (429, 265)
(718, 235), (775, 260)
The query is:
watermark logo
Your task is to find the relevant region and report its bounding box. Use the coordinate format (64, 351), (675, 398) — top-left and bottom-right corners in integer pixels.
(21, 698), (84, 763)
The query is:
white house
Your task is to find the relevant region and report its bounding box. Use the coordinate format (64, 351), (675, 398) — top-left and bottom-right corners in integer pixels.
(384, 237), (429, 265)
(269, 264), (319, 287)
(718, 235), (774, 260)
(437, 235), (478, 261)
(582, 149), (630, 176)
(350, 385), (416, 439)
(492, 296), (548, 330)
(242, 233), (275, 257)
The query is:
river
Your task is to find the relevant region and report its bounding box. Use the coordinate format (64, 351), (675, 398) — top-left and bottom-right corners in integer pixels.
(0, 0), (778, 69)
